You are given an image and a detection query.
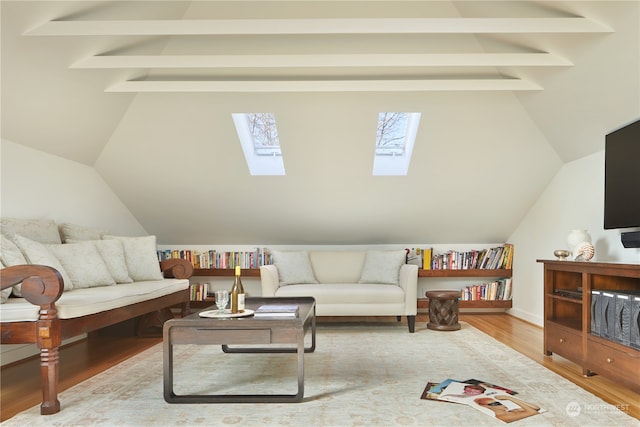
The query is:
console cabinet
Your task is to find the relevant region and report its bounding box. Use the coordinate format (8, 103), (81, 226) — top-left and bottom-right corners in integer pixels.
(538, 259), (640, 391)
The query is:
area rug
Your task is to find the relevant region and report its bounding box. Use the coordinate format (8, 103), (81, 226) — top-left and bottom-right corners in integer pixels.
(4, 322), (638, 427)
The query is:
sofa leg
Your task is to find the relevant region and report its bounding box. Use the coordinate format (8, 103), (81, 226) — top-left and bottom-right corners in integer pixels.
(396, 316), (401, 322)
(40, 347), (61, 415)
(407, 315), (416, 333)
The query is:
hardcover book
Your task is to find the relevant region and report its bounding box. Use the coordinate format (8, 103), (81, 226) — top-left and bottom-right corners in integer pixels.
(254, 304), (299, 317)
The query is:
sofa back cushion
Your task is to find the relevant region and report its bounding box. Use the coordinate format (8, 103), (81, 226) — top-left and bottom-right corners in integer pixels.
(309, 251), (366, 284)
(1, 218), (61, 244)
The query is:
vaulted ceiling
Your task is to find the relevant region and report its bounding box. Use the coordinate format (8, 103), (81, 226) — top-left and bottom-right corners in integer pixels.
(2, 1), (639, 245)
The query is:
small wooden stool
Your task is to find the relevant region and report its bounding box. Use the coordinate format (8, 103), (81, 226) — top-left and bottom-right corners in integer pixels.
(426, 290), (461, 331)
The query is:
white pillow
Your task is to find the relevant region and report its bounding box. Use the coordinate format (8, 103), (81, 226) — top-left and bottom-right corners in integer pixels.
(271, 250), (318, 286)
(0, 259), (12, 304)
(68, 239), (133, 284)
(1, 218), (62, 244)
(0, 234), (28, 297)
(103, 235), (163, 281)
(60, 223), (107, 243)
(13, 234), (74, 294)
(0, 234), (27, 266)
(46, 242), (116, 288)
(358, 250), (406, 285)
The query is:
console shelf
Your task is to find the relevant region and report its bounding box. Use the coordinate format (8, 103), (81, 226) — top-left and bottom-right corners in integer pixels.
(538, 259), (640, 391)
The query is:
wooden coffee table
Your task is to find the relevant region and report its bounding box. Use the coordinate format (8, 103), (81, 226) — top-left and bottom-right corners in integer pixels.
(163, 296), (316, 403)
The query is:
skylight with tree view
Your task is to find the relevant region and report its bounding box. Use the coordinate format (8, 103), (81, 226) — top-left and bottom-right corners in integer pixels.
(232, 112), (285, 176)
(373, 112), (421, 176)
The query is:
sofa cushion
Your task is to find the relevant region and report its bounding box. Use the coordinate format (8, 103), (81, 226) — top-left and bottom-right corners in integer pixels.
(60, 223), (107, 242)
(358, 250), (406, 285)
(68, 239), (133, 284)
(0, 278), (189, 322)
(275, 283), (405, 304)
(1, 218), (61, 244)
(13, 234), (74, 294)
(103, 235), (163, 281)
(271, 250), (318, 286)
(46, 242), (116, 288)
(309, 251), (366, 283)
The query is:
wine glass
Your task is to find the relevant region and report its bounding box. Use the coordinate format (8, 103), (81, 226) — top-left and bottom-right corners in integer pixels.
(214, 290), (229, 314)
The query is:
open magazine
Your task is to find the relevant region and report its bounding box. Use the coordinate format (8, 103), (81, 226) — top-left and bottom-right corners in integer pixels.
(437, 381), (545, 423)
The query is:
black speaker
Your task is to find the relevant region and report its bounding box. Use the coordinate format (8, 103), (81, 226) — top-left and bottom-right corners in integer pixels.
(621, 231), (640, 248)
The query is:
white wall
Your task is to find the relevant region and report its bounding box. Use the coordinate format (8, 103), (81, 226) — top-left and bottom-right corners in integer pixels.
(508, 151), (640, 326)
(1, 139), (147, 235)
(0, 139), (147, 365)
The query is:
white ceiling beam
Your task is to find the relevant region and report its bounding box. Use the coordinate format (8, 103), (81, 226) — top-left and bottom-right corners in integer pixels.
(26, 17), (611, 36)
(73, 53), (572, 69)
(106, 79), (542, 93)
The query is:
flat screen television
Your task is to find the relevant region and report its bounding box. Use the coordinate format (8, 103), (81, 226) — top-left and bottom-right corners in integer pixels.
(604, 118), (640, 247)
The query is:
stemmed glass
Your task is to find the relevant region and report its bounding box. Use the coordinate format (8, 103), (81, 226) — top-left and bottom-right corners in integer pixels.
(214, 290), (229, 314)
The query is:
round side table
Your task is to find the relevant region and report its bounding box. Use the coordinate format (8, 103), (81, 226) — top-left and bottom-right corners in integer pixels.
(426, 290), (461, 331)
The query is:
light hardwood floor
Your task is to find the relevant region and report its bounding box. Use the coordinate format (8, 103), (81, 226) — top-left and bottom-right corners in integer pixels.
(1, 313), (638, 421)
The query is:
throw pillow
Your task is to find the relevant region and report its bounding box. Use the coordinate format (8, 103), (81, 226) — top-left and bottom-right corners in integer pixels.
(0, 234), (28, 298)
(46, 242), (116, 288)
(103, 235), (163, 281)
(13, 234), (74, 294)
(271, 250), (318, 286)
(1, 218), (62, 244)
(0, 234), (28, 266)
(358, 250), (406, 285)
(60, 223), (107, 243)
(0, 259), (12, 304)
(67, 239), (133, 284)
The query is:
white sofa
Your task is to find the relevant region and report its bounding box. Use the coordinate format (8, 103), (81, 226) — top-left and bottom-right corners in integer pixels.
(0, 218), (192, 415)
(260, 250), (418, 332)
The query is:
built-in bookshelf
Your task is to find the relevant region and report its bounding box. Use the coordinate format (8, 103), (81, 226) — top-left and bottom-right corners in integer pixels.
(162, 245), (513, 309)
(157, 248), (271, 269)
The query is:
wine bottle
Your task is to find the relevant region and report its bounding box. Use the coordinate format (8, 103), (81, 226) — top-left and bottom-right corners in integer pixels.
(230, 266), (245, 313)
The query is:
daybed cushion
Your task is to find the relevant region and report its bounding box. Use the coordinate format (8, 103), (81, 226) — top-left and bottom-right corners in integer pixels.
(0, 278), (189, 322)
(0, 218), (62, 244)
(60, 223), (107, 242)
(13, 235), (74, 294)
(103, 235), (163, 281)
(46, 241), (116, 288)
(0, 260), (11, 303)
(68, 239), (133, 284)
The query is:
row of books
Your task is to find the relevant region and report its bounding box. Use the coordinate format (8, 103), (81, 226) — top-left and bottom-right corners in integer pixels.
(423, 244), (514, 271)
(157, 248), (272, 269)
(461, 278), (512, 301)
(189, 283), (210, 301)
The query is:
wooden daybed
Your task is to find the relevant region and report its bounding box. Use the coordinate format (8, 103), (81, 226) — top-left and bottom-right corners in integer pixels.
(0, 258), (193, 415)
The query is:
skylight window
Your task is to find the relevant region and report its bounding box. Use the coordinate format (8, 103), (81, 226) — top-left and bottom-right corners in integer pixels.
(373, 112), (421, 176)
(232, 112), (285, 176)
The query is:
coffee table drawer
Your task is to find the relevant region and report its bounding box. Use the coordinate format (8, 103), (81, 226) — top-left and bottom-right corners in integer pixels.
(170, 327), (272, 345)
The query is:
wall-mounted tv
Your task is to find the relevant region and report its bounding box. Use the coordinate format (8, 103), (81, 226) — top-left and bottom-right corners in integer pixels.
(604, 118), (640, 248)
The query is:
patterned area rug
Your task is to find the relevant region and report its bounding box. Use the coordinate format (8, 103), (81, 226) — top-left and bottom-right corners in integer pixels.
(4, 321), (638, 427)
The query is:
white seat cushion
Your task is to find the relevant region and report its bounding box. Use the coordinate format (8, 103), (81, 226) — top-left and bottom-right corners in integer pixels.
(0, 279), (189, 322)
(275, 283), (404, 305)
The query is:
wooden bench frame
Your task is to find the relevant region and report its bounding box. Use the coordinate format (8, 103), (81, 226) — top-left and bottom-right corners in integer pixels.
(0, 258), (193, 415)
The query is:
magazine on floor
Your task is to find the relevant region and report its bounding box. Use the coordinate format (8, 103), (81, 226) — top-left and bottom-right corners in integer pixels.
(420, 378), (517, 402)
(437, 381), (545, 423)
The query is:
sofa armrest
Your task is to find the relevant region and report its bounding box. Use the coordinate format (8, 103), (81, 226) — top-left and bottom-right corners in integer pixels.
(260, 265), (280, 296)
(399, 264), (418, 315)
(0, 264), (64, 308)
(160, 258), (194, 279)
